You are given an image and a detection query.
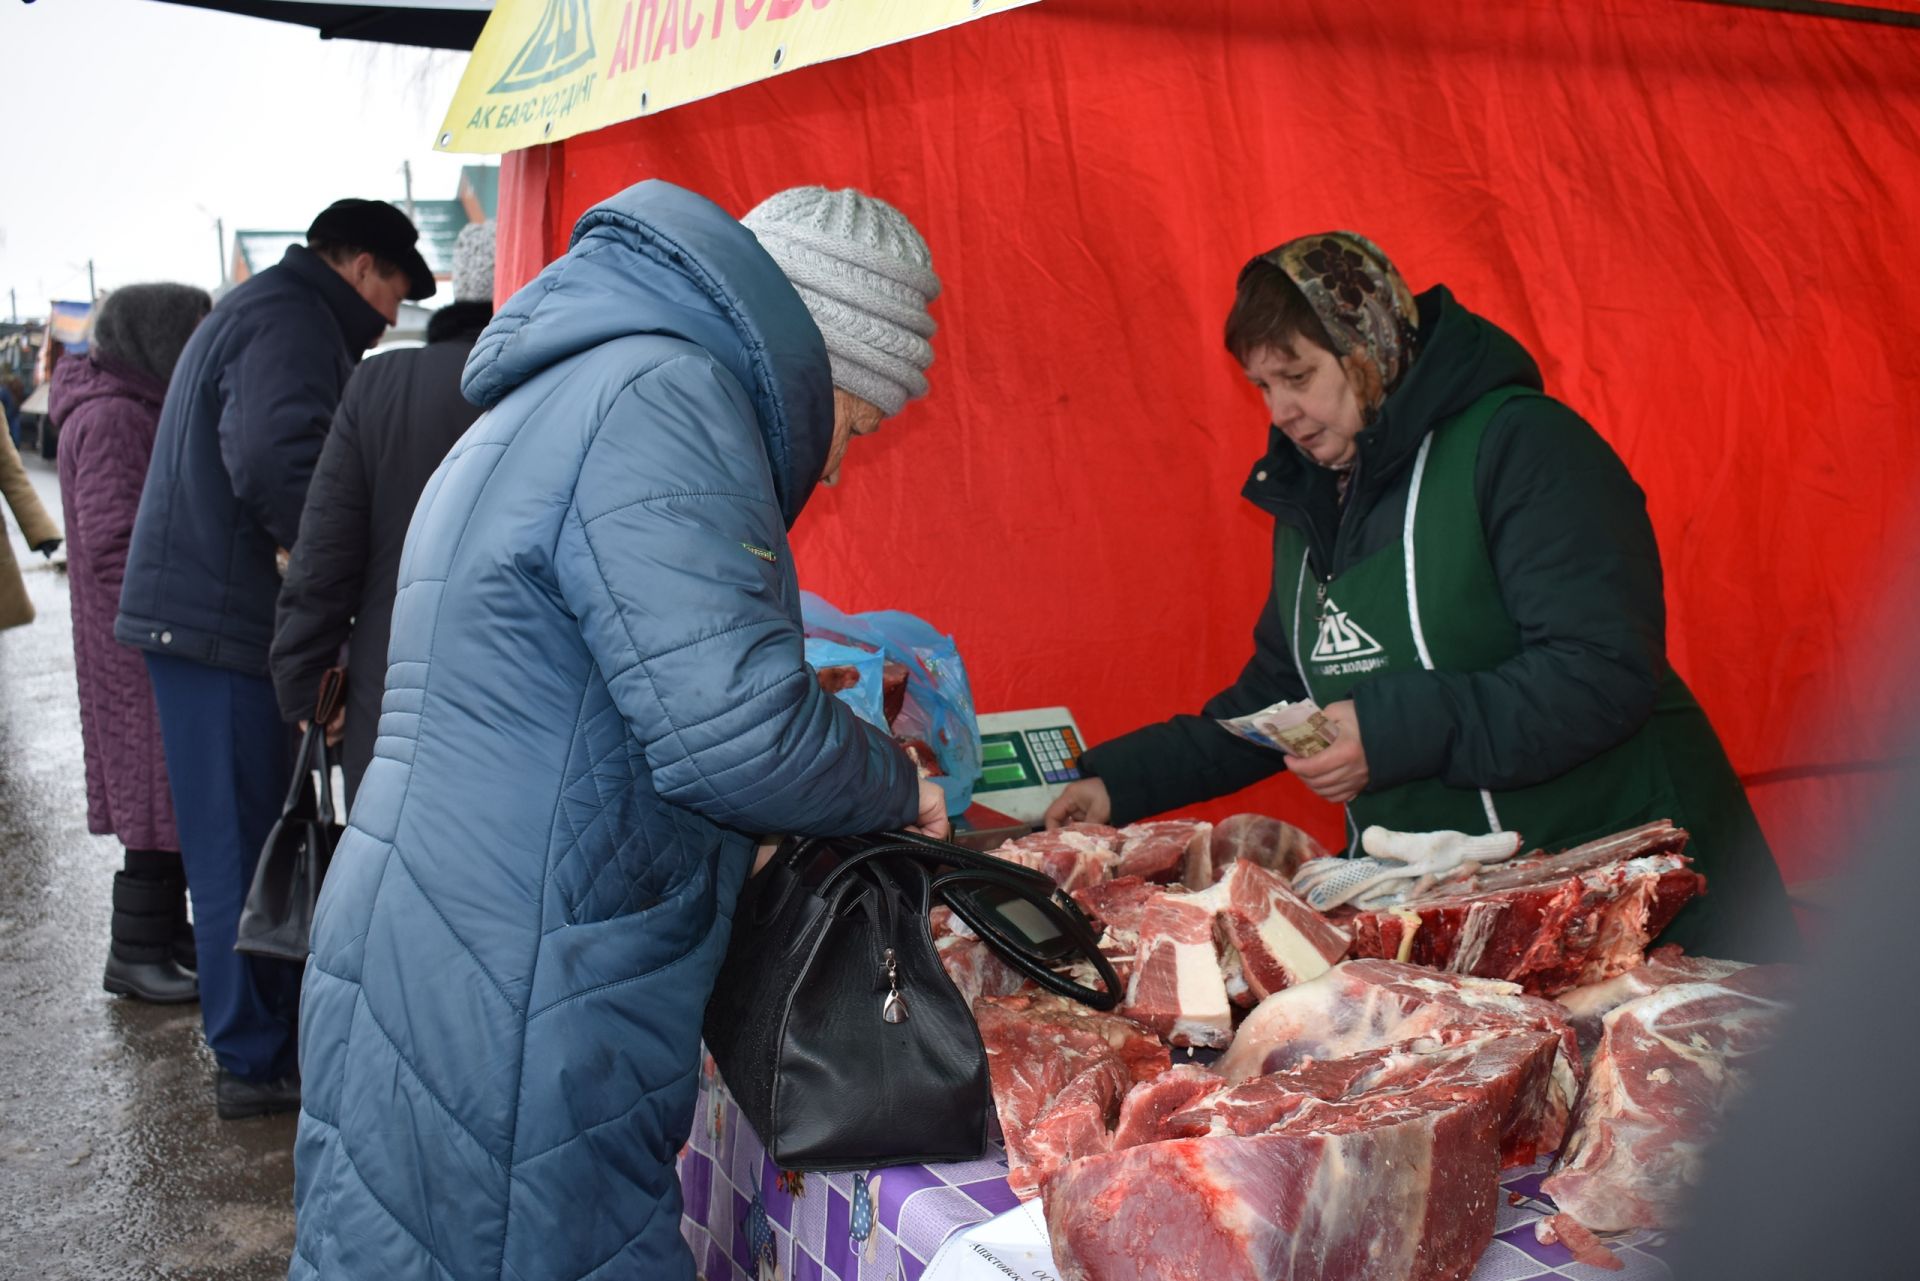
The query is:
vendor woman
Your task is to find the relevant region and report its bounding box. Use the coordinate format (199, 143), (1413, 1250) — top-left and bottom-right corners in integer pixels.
(1045, 233), (1796, 962)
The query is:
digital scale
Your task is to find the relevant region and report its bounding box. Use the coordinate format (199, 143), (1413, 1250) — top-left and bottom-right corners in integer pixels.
(970, 706), (1089, 826)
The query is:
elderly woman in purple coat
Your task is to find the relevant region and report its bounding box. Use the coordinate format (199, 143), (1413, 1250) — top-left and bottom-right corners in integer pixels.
(50, 284), (210, 1003)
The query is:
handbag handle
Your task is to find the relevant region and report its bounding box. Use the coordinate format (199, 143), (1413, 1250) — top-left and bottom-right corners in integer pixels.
(312, 731), (339, 828)
(805, 831), (1123, 1011)
(931, 864), (1122, 1010)
(812, 829), (1058, 899)
(280, 722), (326, 820)
(279, 666), (347, 826)
(311, 666), (344, 826)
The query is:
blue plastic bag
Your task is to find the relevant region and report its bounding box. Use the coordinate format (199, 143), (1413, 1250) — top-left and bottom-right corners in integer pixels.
(803, 638), (887, 731)
(801, 593), (982, 814)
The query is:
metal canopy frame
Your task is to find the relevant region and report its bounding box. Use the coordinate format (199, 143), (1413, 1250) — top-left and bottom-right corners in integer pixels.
(149, 1), (492, 50)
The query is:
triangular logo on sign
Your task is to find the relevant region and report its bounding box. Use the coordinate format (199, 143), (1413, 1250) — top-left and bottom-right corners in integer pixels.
(1310, 599), (1384, 663)
(489, 0), (598, 96)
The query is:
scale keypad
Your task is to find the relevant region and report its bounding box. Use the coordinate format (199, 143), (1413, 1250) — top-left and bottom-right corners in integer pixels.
(1029, 727), (1084, 785)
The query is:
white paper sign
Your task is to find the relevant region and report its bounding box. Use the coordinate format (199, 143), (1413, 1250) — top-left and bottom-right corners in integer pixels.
(920, 1198), (1063, 1281)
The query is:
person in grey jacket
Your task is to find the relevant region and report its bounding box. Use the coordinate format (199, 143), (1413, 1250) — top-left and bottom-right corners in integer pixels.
(272, 221), (498, 807)
(290, 180), (946, 1281)
(115, 199), (433, 1120)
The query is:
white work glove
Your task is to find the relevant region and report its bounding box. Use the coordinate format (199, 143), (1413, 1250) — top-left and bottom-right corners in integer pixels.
(1291, 826), (1523, 911)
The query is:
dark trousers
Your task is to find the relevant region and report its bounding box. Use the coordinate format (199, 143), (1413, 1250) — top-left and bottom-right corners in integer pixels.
(145, 651), (302, 1081)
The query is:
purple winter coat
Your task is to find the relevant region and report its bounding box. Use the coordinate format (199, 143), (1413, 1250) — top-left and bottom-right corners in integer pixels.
(50, 353), (177, 850)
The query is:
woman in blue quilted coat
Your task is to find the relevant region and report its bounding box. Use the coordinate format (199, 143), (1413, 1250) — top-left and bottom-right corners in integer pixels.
(290, 180), (946, 1281)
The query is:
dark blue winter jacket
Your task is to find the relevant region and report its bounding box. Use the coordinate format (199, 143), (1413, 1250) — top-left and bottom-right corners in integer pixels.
(289, 181), (921, 1281)
(116, 246), (387, 672)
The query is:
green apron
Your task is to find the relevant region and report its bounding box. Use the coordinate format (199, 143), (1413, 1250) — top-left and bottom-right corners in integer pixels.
(1274, 388), (1797, 959)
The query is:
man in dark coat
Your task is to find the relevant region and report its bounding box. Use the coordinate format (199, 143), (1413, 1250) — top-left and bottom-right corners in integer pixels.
(115, 199), (434, 1119)
(272, 221), (497, 806)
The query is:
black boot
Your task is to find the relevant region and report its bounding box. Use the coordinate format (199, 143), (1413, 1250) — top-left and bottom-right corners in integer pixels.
(126, 849), (196, 973)
(216, 1070), (301, 1120)
(171, 885), (197, 973)
(104, 871), (199, 1004)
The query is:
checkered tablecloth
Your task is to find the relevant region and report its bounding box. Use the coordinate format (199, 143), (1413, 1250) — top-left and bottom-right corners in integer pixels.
(678, 1070), (1675, 1281)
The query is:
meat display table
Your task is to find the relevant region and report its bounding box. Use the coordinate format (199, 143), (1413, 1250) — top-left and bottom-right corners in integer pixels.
(677, 1067), (1677, 1281)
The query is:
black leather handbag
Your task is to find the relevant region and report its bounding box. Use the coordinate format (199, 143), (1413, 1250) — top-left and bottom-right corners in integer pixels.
(236, 669), (346, 962)
(704, 829), (1121, 1171)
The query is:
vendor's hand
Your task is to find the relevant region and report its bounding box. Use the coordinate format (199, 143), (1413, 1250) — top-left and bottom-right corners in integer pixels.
(1043, 778), (1112, 830)
(907, 778), (951, 841)
(1286, 699), (1369, 805)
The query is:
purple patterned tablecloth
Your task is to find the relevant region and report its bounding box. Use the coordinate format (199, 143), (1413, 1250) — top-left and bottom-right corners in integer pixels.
(679, 1071), (1675, 1281)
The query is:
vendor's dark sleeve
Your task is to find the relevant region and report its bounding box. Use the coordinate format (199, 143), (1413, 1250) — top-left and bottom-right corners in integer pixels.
(1080, 575), (1302, 824)
(1354, 400), (1666, 791)
(271, 384), (372, 722)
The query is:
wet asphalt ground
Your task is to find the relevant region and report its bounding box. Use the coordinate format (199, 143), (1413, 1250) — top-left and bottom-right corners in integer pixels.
(1, 451), (296, 1281)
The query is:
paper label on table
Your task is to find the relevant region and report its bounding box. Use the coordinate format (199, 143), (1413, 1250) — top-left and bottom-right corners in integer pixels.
(921, 1199), (1059, 1281)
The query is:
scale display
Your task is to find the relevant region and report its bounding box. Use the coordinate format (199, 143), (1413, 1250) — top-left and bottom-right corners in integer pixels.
(972, 707), (1088, 825)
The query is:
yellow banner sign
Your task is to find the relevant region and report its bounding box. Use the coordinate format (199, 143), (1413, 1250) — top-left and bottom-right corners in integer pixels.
(437, 0), (1040, 154)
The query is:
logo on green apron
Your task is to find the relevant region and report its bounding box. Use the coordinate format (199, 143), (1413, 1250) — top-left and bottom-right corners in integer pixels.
(1310, 599), (1388, 676)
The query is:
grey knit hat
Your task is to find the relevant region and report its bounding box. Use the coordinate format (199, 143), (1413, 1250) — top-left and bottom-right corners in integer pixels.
(89, 283), (212, 384)
(741, 186), (940, 417)
(452, 221), (496, 304)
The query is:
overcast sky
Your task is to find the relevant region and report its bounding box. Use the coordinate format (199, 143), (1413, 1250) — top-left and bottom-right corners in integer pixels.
(0, 0), (477, 318)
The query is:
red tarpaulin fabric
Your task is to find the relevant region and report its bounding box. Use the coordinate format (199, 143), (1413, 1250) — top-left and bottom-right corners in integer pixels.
(495, 0), (1920, 885)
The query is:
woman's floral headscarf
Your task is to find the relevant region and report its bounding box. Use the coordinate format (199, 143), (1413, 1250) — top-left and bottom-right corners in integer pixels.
(1254, 232), (1421, 417)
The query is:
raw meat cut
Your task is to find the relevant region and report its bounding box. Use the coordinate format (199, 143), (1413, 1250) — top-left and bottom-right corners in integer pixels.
(1341, 822), (1705, 997)
(1070, 876), (1160, 992)
(1202, 813), (1331, 888)
(1555, 944), (1750, 1061)
(1208, 859), (1351, 1006)
(1536, 1215), (1625, 1271)
(1071, 876), (1161, 940)
(881, 659), (908, 723)
(973, 992), (1170, 1199)
(1541, 964), (1793, 1231)
(1109, 1063), (1221, 1150)
(1112, 819), (1211, 882)
(1122, 892), (1234, 1048)
(898, 736), (943, 775)
(930, 904), (1035, 1008)
(1046, 1102), (1502, 1281)
(934, 919), (1028, 1007)
(813, 664), (863, 695)
(1216, 960), (1579, 1164)
(989, 827), (1120, 893)
(1043, 962), (1579, 1281)
(1113, 862), (1348, 1043)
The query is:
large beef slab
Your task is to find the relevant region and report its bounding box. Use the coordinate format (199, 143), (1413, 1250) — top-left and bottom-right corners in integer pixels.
(1341, 822), (1704, 997)
(973, 992), (1170, 1199)
(1040, 962), (1580, 1281)
(1543, 958), (1793, 1230)
(1554, 944), (1752, 1063)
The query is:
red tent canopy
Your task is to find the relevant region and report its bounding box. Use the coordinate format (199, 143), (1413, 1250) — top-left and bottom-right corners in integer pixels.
(494, 0), (1920, 885)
